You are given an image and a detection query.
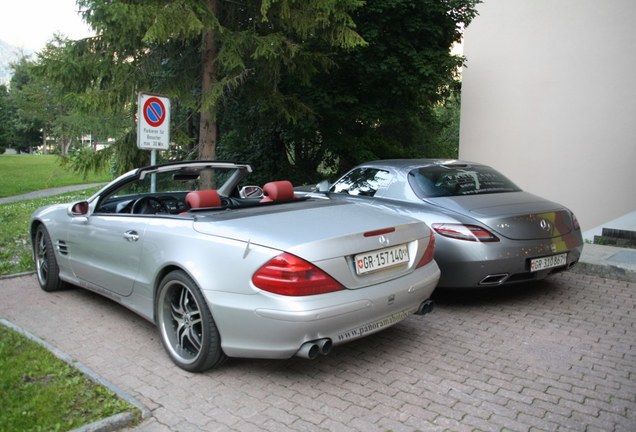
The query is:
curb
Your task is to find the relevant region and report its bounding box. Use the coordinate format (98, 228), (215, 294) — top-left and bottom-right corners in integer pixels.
(570, 261), (636, 284)
(0, 271), (36, 280)
(573, 243), (636, 284)
(0, 319), (150, 432)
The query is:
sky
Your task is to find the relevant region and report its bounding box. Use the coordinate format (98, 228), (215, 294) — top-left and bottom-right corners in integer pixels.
(0, 1), (464, 54)
(0, 0), (93, 51)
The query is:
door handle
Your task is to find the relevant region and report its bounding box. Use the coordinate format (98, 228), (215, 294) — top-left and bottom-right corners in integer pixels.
(124, 230), (139, 242)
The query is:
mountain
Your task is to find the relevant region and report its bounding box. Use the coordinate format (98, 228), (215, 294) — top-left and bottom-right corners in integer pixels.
(0, 39), (34, 86)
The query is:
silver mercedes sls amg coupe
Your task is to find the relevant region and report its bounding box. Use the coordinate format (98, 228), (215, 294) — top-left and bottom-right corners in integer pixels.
(30, 161), (440, 372)
(308, 159), (583, 289)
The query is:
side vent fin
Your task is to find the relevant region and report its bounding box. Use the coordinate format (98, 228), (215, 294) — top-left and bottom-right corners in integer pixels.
(56, 240), (68, 256)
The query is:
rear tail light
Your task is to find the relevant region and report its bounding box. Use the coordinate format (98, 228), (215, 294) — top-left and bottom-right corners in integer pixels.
(416, 229), (436, 269)
(571, 213), (580, 231)
(432, 223), (500, 242)
(252, 253), (345, 296)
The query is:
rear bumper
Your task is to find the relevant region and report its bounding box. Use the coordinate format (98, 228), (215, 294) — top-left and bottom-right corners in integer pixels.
(435, 232), (584, 288)
(204, 262), (440, 359)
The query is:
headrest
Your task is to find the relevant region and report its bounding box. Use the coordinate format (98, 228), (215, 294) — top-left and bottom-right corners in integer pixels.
(185, 190), (221, 208)
(261, 180), (295, 203)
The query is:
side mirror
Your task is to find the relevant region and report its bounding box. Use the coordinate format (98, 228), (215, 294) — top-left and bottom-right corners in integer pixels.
(239, 185), (264, 199)
(316, 180), (331, 193)
(69, 201), (89, 216)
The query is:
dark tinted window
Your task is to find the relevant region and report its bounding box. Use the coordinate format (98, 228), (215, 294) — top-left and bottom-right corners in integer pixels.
(330, 168), (392, 197)
(408, 165), (521, 197)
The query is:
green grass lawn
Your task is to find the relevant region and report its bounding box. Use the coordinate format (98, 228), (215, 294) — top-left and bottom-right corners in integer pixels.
(0, 324), (139, 431)
(0, 154), (112, 198)
(0, 154), (111, 275)
(0, 188), (100, 276)
(0, 157), (139, 430)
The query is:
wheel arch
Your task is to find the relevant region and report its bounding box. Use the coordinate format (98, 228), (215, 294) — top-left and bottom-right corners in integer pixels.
(29, 220), (45, 260)
(152, 264), (228, 370)
(152, 264), (197, 322)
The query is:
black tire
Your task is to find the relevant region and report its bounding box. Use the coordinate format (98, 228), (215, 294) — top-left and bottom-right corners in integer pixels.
(33, 225), (66, 292)
(156, 270), (227, 372)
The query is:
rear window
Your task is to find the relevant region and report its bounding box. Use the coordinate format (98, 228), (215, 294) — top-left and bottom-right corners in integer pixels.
(330, 168), (392, 197)
(408, 165), (521, 197)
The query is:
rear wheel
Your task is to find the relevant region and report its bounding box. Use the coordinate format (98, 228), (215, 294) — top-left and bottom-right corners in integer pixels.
(34, 225), (66, 292)
(156, 270), (227, 372)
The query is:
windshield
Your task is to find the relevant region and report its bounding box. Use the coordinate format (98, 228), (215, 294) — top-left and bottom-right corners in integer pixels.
(408, 165), (521, 198)
(114, 166), (241, 199)
(94, 163), (252, 215)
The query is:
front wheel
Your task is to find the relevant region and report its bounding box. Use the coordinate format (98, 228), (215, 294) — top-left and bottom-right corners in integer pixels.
(156, 270), (227, 372)
(33, 225), (66, 292)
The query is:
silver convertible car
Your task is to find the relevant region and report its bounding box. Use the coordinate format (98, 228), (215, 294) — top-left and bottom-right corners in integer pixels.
(30, 161), (440, 372)
(308, 159), (583, 289)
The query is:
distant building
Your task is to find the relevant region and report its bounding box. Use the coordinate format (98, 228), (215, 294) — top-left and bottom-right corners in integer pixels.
(459, 0), (636, 240)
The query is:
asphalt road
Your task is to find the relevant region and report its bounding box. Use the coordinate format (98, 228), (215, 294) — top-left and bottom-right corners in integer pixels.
(1, 271), (634, 431)
(0, 183), (106, 205)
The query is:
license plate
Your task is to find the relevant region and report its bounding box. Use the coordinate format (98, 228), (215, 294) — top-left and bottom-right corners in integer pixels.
(530, 253), (567, 272)
(354, 244), (409, 275)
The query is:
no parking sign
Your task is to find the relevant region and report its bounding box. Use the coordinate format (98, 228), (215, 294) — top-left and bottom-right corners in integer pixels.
(137, 93), (170, 150)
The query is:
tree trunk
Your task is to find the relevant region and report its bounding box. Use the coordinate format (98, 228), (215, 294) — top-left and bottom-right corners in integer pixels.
(42, 130), (48, 154)
(198, 0), (218, 163)
(59, 135), (70, 156)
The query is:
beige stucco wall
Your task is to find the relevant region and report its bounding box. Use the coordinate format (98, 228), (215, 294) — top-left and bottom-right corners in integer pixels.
(459, 0), (636, 235)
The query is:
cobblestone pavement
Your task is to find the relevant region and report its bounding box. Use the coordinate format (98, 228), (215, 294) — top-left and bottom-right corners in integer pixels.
(1, 271), (634, 431)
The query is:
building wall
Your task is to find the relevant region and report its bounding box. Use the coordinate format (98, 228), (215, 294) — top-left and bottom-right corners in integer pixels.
(459, 0), (636, 235)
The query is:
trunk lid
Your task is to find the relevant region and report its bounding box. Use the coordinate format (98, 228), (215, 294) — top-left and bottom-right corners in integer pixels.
(427, 192), (575, 240)
(192, 199), (430, 262)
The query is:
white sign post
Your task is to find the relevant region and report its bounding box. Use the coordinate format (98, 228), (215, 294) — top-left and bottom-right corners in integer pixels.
(137, 93), (170, 191)
(137, 93), (171, 152)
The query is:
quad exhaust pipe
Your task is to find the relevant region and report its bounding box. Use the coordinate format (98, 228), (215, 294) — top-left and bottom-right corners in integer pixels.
(296, 338), (333, 359)
(296, 300), (435, 359)
(414, 299), (434, 316)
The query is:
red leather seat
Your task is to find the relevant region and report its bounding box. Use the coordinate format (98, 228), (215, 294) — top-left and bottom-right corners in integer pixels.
(185, 190), (222, 209)
(261, 181), (295, 203)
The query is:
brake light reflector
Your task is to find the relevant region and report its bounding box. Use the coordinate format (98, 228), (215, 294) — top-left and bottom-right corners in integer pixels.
(252, 253), (345, 296)
(364, 227), (396, 237)
(432, 223), (499, 242)
(416, 229), (436, 269)
(571, 212), (580, 231)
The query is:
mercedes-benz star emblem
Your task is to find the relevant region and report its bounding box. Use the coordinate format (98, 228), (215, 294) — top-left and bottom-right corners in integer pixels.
(540, 219), (552, 232)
